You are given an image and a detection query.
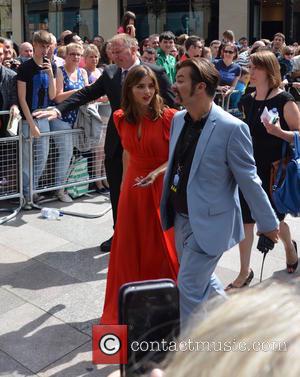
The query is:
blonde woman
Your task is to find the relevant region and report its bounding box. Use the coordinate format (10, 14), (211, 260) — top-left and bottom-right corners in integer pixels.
(164, 284), (300, 377)
(83, 44), (103, 84)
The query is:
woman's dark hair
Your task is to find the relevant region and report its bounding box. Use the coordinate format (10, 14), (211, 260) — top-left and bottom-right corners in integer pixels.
(221, 42), (238, 60)
(139, 38), (150, 54)
(99, 42), (112, 65)
(121, 65), (164, 124)
(121, 11), (136, 30)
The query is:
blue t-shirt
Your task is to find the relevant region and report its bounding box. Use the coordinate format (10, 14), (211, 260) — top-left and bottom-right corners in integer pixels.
(229, 80), (246, 109)
(214, 59), (241, 86)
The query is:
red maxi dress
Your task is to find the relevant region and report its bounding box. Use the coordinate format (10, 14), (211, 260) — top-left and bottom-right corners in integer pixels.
(100, 108), (179, 324)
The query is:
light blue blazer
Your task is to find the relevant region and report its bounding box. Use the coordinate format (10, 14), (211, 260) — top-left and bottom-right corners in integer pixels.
(160, 103), (279, 256)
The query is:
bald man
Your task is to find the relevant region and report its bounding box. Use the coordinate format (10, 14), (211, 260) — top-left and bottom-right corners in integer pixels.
(18, 42), (33, 63)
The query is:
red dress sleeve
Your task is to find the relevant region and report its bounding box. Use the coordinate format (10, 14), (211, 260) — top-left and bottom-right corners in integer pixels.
(162, 108), (178, 141)
(113, 109), (125, 138)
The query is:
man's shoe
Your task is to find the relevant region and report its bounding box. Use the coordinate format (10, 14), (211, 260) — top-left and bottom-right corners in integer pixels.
(100, 236), (113, 253)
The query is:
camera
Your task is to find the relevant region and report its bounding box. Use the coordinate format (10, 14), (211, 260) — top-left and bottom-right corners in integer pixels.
(7, 59), (19, 69)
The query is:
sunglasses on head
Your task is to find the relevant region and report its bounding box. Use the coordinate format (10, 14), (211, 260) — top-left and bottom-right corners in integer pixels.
(224, 50), (234, 54)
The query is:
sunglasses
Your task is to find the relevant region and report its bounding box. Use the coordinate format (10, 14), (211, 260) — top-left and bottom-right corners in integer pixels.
(224, 50), (234, 54)
(285, 52), (294, 56)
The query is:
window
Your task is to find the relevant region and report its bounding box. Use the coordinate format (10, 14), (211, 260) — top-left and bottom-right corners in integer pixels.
(122, 0), (219, 41)
(24, 0), (98, 42)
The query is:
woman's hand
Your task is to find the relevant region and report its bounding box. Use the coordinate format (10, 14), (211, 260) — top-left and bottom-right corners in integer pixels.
(10, 105), (20, 117)
(133, 172), (158, 188)
(126, 24), (136, 37)
(262, 118), (282, 137)
(29, 121), (41, 138)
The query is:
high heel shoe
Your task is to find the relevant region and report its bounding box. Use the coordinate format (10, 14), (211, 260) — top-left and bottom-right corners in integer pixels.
(287, 240), (298, 274)
(225, 269), (254, 291)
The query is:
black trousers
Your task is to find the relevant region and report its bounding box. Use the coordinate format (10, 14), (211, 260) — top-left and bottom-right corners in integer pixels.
(105, 156), (123, 228)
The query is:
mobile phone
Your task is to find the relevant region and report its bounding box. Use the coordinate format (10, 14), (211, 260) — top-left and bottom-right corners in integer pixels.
(119, 279), (179, 377)
(40, 57), (49, 70)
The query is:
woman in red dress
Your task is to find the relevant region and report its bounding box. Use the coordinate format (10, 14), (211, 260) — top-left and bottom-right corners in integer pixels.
(100, 65), (179, 324)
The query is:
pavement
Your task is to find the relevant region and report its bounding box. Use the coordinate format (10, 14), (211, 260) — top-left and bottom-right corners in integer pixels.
(0, 193), (299, 377)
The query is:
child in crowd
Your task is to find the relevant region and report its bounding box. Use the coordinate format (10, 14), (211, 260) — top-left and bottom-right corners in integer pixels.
(229, 67), (250, 109)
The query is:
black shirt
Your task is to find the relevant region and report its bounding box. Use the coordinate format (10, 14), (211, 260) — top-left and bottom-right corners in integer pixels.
(169, 112), (208, 215)
(16, 58), (57, 117)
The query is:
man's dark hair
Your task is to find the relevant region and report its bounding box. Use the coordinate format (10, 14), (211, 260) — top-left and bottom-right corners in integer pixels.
(176, 58), (220, 97)
(185, 36), (202, 51)
(64, 33), (77, 46)
(159, 31), (175, 43)
(144, 47), (156, 55)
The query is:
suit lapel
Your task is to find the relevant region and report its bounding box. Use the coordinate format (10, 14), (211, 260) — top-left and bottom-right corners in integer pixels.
(169, 111), (186, 160)
(188, 103), (217, 182)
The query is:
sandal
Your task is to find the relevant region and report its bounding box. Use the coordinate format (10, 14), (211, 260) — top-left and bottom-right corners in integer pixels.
(287, 241), (298, 274)
(225, 269), (254, 291)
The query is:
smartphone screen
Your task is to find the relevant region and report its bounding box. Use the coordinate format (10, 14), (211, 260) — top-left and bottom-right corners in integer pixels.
(119, 280), (179, 377)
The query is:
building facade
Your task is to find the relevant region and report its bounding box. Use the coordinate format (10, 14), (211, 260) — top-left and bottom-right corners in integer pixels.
(1, 0), (300, 44)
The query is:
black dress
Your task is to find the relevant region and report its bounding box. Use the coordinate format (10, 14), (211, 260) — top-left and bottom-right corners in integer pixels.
(238, 91), (295, 223)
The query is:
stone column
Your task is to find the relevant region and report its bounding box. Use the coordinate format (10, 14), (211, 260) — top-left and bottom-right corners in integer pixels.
(98, 0), (119, 40)
(11, 0), (22, 43)
(219, 0), (249, 40)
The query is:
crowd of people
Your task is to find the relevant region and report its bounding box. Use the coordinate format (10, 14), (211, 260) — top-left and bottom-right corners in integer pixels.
(1, 10), (300, 374)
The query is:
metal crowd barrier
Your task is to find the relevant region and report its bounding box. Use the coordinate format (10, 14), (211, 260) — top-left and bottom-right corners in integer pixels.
(214, 89), (243, 119)
(0, 110), (23, 225)
(25, 102), (112, 218)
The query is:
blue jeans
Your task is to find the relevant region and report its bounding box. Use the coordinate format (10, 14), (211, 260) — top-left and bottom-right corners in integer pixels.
(174, 213), (226, 329)
(22, 118), (73, 199)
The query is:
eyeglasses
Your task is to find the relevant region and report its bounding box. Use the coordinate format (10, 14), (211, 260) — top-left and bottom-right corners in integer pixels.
(224, 50), (234, 54)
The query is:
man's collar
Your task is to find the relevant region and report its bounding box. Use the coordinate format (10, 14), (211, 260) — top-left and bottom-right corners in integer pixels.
(121, 58), (140, 73)
(184, 108), (211, 126)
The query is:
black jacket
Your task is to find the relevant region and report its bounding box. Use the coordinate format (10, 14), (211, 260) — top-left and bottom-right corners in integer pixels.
(57, 62), (175, 159)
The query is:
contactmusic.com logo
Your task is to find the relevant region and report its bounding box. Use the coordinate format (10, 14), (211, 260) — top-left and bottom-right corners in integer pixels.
(92, 325), (128, 364)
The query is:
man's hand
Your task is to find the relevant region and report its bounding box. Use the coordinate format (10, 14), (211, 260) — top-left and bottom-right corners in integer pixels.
(257, 228), (279, 243)
(41, 59), (53, 77)
(33, 108), (58, 121)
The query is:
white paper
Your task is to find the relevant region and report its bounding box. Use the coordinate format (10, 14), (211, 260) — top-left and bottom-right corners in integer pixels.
(260, 106), (278, 124)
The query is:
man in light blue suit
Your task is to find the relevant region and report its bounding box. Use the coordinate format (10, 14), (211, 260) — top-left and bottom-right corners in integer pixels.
(160, 58), (279, 328)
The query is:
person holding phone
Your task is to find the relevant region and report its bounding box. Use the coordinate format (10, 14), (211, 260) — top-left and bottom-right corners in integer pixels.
(117, 11), (136, 38)
(100, 65), (179, 325)
(227, 50), (300, 290)
(17, 30), (57, 207)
